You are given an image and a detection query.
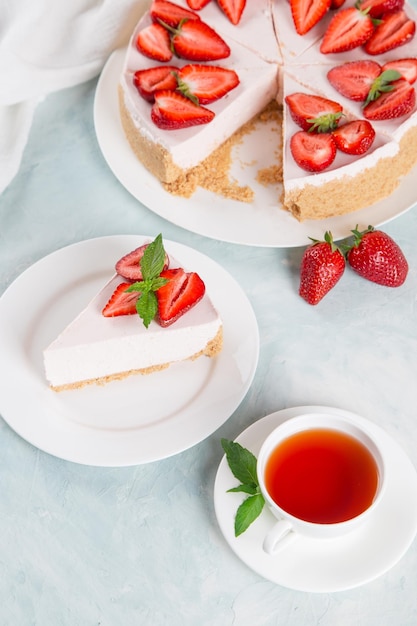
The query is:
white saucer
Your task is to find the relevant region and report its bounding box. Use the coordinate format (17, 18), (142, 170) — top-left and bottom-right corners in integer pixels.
(214, 406), (417, 592)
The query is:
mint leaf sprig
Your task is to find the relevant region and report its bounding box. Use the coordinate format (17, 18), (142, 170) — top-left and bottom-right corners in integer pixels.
(364, 69), (402, 107)
(221, 438), (265, 537)
(126, 234), (168, 328)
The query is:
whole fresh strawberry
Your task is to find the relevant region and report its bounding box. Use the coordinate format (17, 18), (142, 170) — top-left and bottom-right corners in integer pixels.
(346, 225), (408, 286)
(299, 231), (345, 305)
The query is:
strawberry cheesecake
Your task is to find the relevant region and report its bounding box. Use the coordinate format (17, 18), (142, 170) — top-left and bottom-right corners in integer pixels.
(118, 0), (417, 221)
(43, 236), (223, 391)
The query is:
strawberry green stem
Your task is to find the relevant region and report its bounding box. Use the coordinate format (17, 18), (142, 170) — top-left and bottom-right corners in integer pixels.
(339, 224), (375, 254)
(309, 230), (341, 253)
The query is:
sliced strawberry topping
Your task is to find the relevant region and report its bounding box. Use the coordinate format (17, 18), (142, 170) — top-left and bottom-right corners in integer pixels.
(177, 64), (239, 104)
(327, 61), (416, 119)
(363, 10), (416, 55)
(285, 92), (343, 131)
(115, 244), (169, 281)
(136, 23), (173, 62)
(330, 0), (346, 9)
(382, 58), (417, 84)
(171, 19), (230, 61)
(150, 0), (200, 27)
(327, 60), (382, 101)
(156, 268), (206, 327)
(151, 90), (215, 129)
(290, 0), (332, 35)
(320, 6), (375, 53)
(102, 283), (139, 317)
(363, 78), (416, 119)
(133, 66), (179, 102)
(332, 119), (376, 154)
(359, 0), (404, 18)
(290, 131), (337, 172)
(217, 0), (247, 25)
(186, 0), (212, 8)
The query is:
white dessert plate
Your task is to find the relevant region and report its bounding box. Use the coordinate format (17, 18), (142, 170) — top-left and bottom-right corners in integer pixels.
(94, 49), (417, 248)
(214, 406), (417, 592)
(0, 235), (259, 466)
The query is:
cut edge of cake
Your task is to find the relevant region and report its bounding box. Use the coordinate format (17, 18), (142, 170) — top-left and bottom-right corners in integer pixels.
(45, 326), (223, 392)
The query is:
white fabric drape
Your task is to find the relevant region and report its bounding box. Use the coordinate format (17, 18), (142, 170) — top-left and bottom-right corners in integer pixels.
(0, 0), (149, 194)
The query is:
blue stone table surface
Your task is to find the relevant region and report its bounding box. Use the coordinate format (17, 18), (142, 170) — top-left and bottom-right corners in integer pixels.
(1, 71), (417, 626)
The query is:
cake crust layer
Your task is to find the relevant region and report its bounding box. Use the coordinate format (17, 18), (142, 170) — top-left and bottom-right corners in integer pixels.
(119, 86), (184, 184)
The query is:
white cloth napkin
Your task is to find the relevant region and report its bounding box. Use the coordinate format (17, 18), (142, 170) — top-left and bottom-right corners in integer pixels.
(0, 0), (149, 195)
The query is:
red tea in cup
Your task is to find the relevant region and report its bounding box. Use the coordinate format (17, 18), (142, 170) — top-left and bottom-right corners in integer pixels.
(264, 427), (380, 524)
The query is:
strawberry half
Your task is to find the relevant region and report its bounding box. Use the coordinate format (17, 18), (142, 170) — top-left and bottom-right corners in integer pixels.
(346, 226), (408, 286)
(115, 244), (170, 281)
(151, 90), (215, 129)
(363, 78), (415, 119)
(136, 23), (173, 61)
(156, 268), (206, 327)
(150, 0), (200, 27)
(187, 0), (212, 8)
(327, 60), (382, 101)
(290, 0), (332, 35)
(332, 119), (376, 154)
(285, 92), (343, 131)
(327, 60), (414, 117)
(320, 6), (375, 54)
(360, 0), (404, 18)
(290, 131), (337, 172)
(382, 58), (417, 84)
(217, 0), (247, 25)
(133, 66), (178, 102)
(102, 283), (139, 317)
(363, 10), (416, 55)
(170, 19), (230, 61)
(177, 64), (239, 104)
(299, 232), (345, 305)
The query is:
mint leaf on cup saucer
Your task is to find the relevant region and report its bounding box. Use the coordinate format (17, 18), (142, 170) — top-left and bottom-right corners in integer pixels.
(235, 493), (265, 537)
(221, 438), (258, 486)
(221, 438), (265, 537)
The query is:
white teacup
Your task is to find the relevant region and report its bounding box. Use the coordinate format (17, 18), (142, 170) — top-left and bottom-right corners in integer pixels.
(257, 412), (385, 555)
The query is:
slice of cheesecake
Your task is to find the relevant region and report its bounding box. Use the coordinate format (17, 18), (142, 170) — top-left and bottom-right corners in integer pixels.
(43, 239), (223, 391)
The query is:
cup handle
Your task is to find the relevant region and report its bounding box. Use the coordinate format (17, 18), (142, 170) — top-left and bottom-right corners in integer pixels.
(263, 519), (296, 555)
